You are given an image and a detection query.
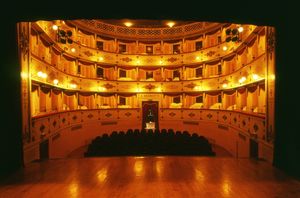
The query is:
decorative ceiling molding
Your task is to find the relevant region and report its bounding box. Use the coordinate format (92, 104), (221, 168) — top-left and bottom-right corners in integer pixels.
(67, 20), (227, 41)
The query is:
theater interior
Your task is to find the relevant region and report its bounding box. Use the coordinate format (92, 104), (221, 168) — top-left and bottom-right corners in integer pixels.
(1, 6), (300, 197)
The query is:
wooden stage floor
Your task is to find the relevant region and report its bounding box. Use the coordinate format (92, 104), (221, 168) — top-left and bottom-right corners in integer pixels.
(0, 157), (300, 197)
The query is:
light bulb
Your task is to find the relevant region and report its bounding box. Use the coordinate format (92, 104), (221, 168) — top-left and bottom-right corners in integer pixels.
(53, 79), (59, 85)
(238, 26), (244, 33)
(52, 25), (58, 30)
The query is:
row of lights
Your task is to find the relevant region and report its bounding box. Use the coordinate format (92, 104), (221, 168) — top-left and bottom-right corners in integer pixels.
(35, 71), (109, 91)
(123, 21), (175, 28)
(53, 23), (242, 56)
(37, 71), (47, 79)
(135, 87), (162, 92)
(33, 70), (273, 92)
(222, 74), (261, 88)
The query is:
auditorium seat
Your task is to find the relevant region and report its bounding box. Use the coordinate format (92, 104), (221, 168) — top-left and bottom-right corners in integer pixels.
(85, 129), (215, 157)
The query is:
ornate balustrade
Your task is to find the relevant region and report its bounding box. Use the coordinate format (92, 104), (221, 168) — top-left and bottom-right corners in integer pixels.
(27, 108), (268, 150)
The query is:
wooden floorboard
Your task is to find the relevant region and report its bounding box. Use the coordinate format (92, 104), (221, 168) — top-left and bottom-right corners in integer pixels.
(0, 157), (300, 197)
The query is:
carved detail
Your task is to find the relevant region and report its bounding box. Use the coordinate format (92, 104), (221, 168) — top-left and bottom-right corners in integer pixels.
(40, 124), (45, 132)
(184, 82), (197, 89)
(188, 112), (195, 117)
(19, 27), (29, 61)
(103, 83), (115, 89)
(206, 51), (216, 57)
(167, 57), (178, 63)
(125, 112), (132, 117)
(253, 124), (258, 132)
(267, 29), (275, 53)
(83, 50), (93, 57)
(242, 120), (246, 126)
(144, 84), (156, 90)
(105, 113), (112, 117)
(169, 112), (176, 117)
(146, 57), (154, 63)
(121, 57), (132, 62)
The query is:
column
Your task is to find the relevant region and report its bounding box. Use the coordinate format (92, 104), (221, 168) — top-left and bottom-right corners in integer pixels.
(18, 22), (31, 144)
(136, 67), (139, 81)
(265, 26), (276, 144)
(94, 33), (97, 48)
(161, 67), (165, 81)
(115, 94), (118, 108)
(183, 93), (186, 108)
(114, 66), (118, 80)
(115, 38), (118, 53)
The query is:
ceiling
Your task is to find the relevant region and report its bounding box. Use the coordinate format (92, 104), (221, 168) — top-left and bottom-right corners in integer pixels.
(96, 19), (197, 28)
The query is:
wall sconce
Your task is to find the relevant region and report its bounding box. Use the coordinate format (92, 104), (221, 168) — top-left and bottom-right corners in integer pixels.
(252, 74), (259, 81)
(238, 76), (246, 84)
(70, 83), (77, 89)
(53, 79), (59, 85)
(37, 71), (47, 79)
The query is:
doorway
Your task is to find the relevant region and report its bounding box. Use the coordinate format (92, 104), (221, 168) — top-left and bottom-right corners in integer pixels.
(142, 101), (159, 130)
(39, 139), (49, 160)
(249, 138), (258, 159)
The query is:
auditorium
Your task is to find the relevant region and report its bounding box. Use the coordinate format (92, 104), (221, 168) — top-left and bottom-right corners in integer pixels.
(1, 9), (300, 197)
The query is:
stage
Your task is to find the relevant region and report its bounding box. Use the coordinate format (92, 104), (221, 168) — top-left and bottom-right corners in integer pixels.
(1, 156), (300, 197)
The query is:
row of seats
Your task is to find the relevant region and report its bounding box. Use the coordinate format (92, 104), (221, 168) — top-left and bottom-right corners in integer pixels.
(84, 129), (215, 157)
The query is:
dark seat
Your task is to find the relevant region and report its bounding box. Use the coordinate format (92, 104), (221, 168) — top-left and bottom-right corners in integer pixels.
(85, 129), (215, 157)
